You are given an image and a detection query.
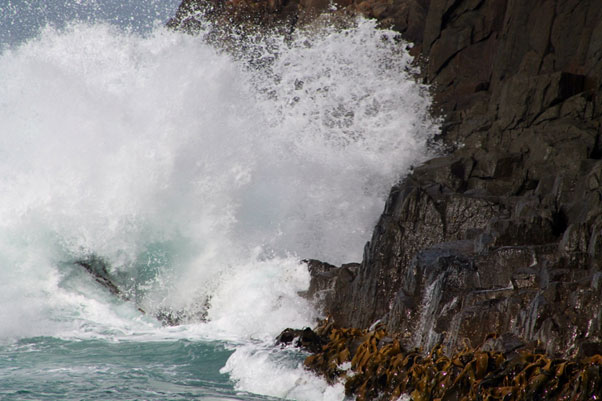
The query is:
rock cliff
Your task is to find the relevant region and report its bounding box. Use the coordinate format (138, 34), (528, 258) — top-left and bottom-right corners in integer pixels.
(330, 0), (602, 359)
(169, 0), (602, 358)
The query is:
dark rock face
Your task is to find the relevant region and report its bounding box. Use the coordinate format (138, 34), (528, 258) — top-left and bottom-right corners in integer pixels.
(319, 0), (602, 358)
(168, 0), (602, 358)
(301, 259), (360, 325)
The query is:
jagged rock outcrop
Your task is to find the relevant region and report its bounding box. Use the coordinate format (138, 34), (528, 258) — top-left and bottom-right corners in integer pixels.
(168, 0), (602, 359)
(315, 0), (602, 359)
(75, 256), (208, 325)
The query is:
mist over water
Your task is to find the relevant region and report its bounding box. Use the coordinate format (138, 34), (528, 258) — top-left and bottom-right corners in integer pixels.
(0, 5), (438, 399)
(0, 0), (181, 47)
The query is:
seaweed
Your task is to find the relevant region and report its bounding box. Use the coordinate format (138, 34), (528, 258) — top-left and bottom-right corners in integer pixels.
(301, 321), (602, 401)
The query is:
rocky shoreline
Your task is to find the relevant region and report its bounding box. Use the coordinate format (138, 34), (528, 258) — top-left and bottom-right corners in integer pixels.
(278, 322), (602, 400)
(305, 0), (602, 360)
(167, 0), (602, 398)
(314, 0), (602, 360)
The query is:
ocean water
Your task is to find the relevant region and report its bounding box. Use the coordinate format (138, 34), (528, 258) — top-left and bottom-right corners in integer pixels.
(0, 1), (438, 400)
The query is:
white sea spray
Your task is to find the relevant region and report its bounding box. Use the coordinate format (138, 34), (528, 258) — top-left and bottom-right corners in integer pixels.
(0, 17), (438, 400)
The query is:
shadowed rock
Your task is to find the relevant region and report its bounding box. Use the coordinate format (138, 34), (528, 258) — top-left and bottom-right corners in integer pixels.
(276, 327), (327, 353)
(252, 0), (602, 360)
(75, 256), (128, 301)
(75, 256), (210, 326)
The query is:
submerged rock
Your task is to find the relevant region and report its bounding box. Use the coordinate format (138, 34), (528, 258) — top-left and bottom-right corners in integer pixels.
(75, 256), (209, 326)
(75, 256), (128, 301)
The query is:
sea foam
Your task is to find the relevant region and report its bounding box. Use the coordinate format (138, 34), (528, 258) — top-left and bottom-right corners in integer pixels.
(0, 17), (437, 399)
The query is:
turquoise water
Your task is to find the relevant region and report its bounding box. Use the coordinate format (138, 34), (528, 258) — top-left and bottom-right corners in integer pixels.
(0, 1), (438, 400)
(0, 338), (275, 400)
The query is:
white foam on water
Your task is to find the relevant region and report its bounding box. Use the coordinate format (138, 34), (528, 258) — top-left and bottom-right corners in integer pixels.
(221, 343), (346, 401)
(0, 16), (438, 400)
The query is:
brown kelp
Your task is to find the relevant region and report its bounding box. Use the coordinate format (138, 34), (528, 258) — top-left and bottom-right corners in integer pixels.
(296, 321), (602, 401)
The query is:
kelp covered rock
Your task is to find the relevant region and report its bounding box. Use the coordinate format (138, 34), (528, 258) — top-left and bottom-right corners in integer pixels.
(298, 322), (602, 401)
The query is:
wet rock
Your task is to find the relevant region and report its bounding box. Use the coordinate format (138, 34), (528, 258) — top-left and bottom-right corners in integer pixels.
(579, 342), (602, 358)
(166, 0), (342, 34)
(301, 323), (602, 401)
(155, 309), (187, 326)
(76, 256), (210, 326)
(300, 0), (602, 362)
(276, 327), (327, 353)
(75, 256), (127, 300)
(171, 0), (602, 368)
(480, 333), (526, 355)
(154, 302), (210, 326)
(301, 259), (359, 325)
